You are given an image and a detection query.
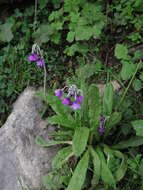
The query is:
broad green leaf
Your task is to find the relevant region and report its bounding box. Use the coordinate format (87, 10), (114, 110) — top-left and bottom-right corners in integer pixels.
(104, 112), (122, 138)
(81, 2), (103, 23)
(67, 31), (75, 42)
(0, 23), (13, 42)
(38, 0), (48, 9)
(121, 62), (136, 80)
(132, 79), (142, 91)
(80, 80), (89, 123)
(35, 136), (72, 147)
(67, 150), (89, 190)
(64, 43), (88, 56)
(33, 24), (53, 44)
(132, 120), (143, 136)
(47, 115), (76, 129)
(88, 84), (101, 140)
(113, 150), (127, 182)
(93, 21), (104, 39)
(75, 26), (93, 41)
(115, 44), (128, 60)
(73, 127), (89, 157)
(103, 83), (114, 116)
(103, 146), (127, 182)
(90, 147), (101, 186)
(50, 32), (61, 44)
(64, 0), (81, 13)
(112, 136), (143, 149)
(48, 130), (73, 140)
(97, 147), (116, 189)
(78, 63), (101, 82)
(46, 94), (69, 115)
(42, 173), (63, 190)
(139, 73), (143, 81)
(52, 146), (73, 169)
(49, 9), (63, 21)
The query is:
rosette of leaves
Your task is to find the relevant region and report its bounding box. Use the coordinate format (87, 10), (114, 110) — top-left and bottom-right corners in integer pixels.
(36, 64), (143, 189)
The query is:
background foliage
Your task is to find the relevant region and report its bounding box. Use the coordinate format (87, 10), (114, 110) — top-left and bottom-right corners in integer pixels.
(0, 0), (143, 189)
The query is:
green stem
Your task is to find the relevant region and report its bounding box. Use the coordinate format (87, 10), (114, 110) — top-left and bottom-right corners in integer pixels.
(115, 61), (141, 111)
(43, 63), (47, 99)
(89, 133), (93, 145)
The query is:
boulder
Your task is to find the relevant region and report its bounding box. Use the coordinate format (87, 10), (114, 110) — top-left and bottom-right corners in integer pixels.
(0, 88), (58, 190)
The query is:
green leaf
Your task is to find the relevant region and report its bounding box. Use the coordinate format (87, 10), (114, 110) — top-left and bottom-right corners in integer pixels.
(93, 21), (104, 39)
(103, 83), (114, 116)
(97, 147), (116, 189)
(49, 9), (63, 21)
(132, 79), (142, 91)
(0, 23), (13, 42)
(112, 136), (143, 149)
(38, 0), (48, 9)
(64, 43), (88, 56)
(45, 93), (72, 116)
(75, 26), (93, 41)
(51, 32), (61, 44)
(47, 115), (76, 129)
(77, 63), (100, 81)
(115, 44), (128, 60)
(67, 150), (89, 190)
(104, 112), (122, 138)
(90, 147), (101, 186)
(121, 62), (135, 80)
(88, 84), (101, 140)
(113, 150), (127, 182)
(33, 24), (53, 44)
(42, 172), (63, 190)
(52, 146), (73, 169)
(103, 146), (127, 182)
(73, 127), (89, 157)
(67, 31), (75, 42)
(132, 120), (143, 136)
(139, 73), (143, 81)
(35, 136), (72, 147)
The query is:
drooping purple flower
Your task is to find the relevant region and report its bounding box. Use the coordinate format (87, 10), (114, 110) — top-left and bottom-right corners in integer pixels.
(62, 97), (71, 106)
(98, 115), (104, 135)
(76, 95), (83, 103)
(98, 126), (104, 134)
(36, 58), (44, 67)
(71, 101), (81, 110)
(100, 115), (104, 122)
(55, 89), (63, 98)
(28, 53), (38, 62)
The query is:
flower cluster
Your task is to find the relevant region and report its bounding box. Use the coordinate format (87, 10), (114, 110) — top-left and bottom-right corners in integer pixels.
(55, 85), (83, 110)
(28, 44), (44, 68)
(98, 115), (104, 135)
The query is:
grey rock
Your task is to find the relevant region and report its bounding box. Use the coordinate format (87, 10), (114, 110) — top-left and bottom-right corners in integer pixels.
(0, 88), (58, 190)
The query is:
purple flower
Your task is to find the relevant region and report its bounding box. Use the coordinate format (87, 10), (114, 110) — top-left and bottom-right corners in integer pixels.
(71, 101), (81, 110)
(62, 98), (71, 106)
(76, 95), (83, 103)
(98, 115), (104, 135)
(98, 126), (104, 134)
(28, 53), (38, 62)
(36, 58), (44, 67)
(55, 89), (63, 98)
(100, 115), (104, 122)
